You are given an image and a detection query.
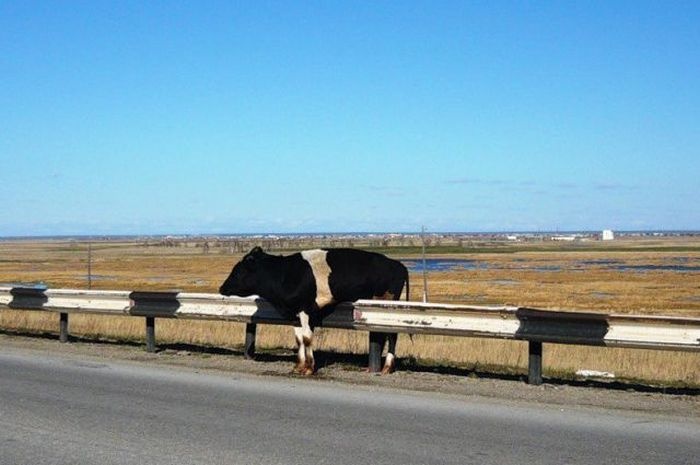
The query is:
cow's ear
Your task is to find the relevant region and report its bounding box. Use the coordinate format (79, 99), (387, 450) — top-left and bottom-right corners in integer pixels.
(250, 246), (263, 256)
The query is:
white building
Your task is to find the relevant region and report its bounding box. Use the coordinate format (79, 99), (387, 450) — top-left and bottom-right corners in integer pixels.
(602, 230), (615, 241)
(551, 235), (576, 241)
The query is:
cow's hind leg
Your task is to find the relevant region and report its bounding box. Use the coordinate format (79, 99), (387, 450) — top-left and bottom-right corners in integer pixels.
(298, 311), (315, 376)
(372, 292), (400, 374)
(381, 285), (406, 374)
(382, 333), (398, 374)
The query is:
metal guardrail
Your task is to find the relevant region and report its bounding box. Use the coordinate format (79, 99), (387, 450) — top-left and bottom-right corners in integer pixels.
(347, 300), (700, 351)
(2, 286), (699, 384)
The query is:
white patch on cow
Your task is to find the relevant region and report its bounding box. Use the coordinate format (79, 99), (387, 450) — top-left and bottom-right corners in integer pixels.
(301, 249), (334, 308)
(298, 311), (313, 343)
(293, 326), (306, 370)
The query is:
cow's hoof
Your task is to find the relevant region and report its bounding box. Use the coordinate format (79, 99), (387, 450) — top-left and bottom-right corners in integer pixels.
(301, 366), (315, 376)
(381, 354), (396, 374)
(293, 363), (305, 374)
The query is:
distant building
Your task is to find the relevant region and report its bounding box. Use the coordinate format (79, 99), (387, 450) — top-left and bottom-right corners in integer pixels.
(551, 235), (576, 242)
(602, 230), (615, 241)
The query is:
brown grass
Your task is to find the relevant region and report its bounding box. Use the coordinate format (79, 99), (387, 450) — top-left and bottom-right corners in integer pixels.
(1, 238), (699, 385)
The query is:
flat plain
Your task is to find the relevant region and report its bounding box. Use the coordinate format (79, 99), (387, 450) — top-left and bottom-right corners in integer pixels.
(1, 235), (699, 386)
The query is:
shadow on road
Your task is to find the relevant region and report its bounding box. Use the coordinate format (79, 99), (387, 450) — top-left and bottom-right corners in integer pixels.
(2, 329), (698, 396)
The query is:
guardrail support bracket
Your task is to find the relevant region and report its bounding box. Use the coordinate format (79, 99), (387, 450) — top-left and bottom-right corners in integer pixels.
(528, 341), (543, 385)
(146, 317), (156, 353)
(244, 323), (257, 359)
(368, 332), (383, 373)
(59, 312), (69, 343)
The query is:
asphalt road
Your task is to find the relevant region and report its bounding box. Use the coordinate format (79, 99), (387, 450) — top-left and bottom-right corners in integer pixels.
(0, 350), (698, 465)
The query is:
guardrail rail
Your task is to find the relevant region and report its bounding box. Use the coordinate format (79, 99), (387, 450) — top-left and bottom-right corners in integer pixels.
(2, 286), (699, 384)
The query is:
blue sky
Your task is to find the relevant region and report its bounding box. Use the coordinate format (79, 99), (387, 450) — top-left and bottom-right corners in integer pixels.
(1, 1), (699, 235)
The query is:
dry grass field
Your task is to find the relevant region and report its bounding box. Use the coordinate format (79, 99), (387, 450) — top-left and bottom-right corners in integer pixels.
(1, 237), (699, 386)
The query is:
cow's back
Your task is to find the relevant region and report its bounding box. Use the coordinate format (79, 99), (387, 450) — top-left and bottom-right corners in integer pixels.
(325, 248), (407, 302)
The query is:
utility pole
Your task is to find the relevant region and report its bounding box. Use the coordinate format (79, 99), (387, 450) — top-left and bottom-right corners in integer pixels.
(421, 226), (428, 302)
(87, 242), (92, 290)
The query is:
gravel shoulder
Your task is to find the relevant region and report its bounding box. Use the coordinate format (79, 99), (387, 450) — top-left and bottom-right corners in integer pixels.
(1, 332), (698, 420)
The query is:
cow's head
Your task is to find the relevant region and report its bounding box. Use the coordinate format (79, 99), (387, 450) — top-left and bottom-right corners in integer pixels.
(219, 246), (265, 297)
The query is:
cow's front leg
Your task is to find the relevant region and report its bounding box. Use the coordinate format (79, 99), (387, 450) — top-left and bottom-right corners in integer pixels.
(298, 311), (315, 375)
(293, 326), (306, 373)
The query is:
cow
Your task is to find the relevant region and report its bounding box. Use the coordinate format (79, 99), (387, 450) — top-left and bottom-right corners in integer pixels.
(219, 246), (409, 375)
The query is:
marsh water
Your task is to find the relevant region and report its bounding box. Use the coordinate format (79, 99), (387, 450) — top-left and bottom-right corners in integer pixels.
(400, 258), (700, 273)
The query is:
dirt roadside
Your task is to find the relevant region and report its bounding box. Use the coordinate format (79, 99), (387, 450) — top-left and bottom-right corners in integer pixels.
(1, 332), (698, 420)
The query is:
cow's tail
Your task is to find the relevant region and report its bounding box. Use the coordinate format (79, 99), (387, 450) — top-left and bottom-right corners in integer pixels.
(404, 268), (410, 302)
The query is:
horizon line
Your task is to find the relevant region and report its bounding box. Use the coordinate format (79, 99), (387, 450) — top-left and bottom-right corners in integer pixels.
(2, 228), (699, 240)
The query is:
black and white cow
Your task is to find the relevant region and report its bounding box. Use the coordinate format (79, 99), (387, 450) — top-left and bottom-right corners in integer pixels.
(219, 246), (409, 375)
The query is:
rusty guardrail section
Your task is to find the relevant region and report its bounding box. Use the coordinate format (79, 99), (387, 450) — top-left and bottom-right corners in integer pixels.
(2, 286), (699, 384)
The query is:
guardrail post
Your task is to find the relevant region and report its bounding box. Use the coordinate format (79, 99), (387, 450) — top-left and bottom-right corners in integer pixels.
(368, 332), (383, 373)
(244, 323), (257, 359)
(146, 317), (156, 353)
(528, 341), (543, 385)
(59, 312), (69, 343)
